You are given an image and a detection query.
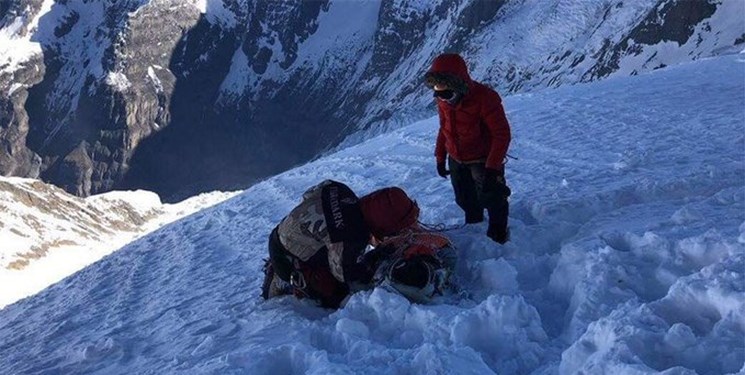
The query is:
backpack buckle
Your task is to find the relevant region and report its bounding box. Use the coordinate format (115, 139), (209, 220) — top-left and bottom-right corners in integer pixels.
(290, 270), (307, 290)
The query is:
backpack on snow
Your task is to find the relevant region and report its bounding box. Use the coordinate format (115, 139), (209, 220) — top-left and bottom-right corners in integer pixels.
(366, 230), (456, 303)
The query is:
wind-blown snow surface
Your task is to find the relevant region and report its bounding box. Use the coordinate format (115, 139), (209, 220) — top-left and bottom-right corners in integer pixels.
(1, 55), (743, 374)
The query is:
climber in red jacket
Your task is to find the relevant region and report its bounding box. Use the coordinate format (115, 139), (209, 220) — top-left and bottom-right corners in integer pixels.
(424, 53), (512, 244)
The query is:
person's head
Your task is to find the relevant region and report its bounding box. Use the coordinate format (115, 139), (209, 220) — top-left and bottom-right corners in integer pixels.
(359, 187), (419, 242)
(424, 53), (471, 99)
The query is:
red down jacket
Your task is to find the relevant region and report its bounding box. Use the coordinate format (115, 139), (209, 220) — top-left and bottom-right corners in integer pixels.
(430, 54), (511, 170)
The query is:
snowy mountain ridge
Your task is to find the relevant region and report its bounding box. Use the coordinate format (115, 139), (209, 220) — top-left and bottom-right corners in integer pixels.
(1, 0), (741, 201)
(0, 175), (238, 308)
(0, 53), (742, 374)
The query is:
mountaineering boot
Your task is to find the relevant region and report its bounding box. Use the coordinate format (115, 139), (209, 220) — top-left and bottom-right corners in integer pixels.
(261, 260), (291, 299)
(487, 224), (510, 244)
(465, 211), (484, 224)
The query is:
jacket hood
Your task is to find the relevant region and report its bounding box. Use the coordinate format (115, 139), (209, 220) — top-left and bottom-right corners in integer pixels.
(429, 53), (472, 82)
(424, 53), (471, 94)
(359, 187), (419, 239)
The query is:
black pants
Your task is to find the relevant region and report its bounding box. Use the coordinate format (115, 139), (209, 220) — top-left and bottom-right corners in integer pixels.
(448, 157), (510, 233)
(268, 226), (295, 282)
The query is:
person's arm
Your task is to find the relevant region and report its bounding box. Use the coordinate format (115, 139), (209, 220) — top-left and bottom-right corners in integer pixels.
(326, 240), (369, 283)
(319, 181), (370, 283)
(482, 91), (511, 170)
(435, 105), (447, 164)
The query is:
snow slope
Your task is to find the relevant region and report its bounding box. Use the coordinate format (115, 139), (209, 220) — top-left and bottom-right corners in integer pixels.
(0, 177), (238, 308)
(0, 54), (743, 374)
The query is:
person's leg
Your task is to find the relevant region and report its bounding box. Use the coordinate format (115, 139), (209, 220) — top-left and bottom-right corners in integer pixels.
(298, 250), (350, 308)
(486, 198), (510, 243)
(448, 157), (484, 223)
(262, 226), (294, 299)
(303, 265), (349, 308)
(471, 165), (511, 244)
(268, 226), (295, 281)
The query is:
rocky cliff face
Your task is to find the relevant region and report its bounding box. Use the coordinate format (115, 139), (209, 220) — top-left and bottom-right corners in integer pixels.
(0, 0), (742, 202)
(0, 0), (45, 179)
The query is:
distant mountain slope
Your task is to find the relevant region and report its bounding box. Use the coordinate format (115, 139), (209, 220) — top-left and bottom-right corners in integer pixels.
(0, 54), (742, 374)
(0, 176), (237, 307)
(0, 0), (742, 201)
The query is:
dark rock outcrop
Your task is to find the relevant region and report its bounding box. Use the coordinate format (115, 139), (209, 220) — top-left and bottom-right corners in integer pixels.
(20, 1), (204, 197)
(0, 53), (44, 179)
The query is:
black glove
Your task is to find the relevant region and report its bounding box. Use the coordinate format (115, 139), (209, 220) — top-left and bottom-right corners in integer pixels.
(483, 168), (511, 199)
(361, 245), (395, 269)
(437, 162), (450, 178)
(358, 245), (395, 283)
(483, 168), (500, 193)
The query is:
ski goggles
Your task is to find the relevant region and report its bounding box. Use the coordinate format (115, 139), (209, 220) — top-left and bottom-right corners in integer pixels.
(433, 89), (456, 100)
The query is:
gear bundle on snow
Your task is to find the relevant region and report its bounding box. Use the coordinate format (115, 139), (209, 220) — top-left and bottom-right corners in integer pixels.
(367, 230), (457, 304)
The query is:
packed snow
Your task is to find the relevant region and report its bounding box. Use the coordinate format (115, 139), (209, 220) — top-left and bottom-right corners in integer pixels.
(0, 0), (55, 72)
(0, 17), (42, 74)
(0, 54), (743, 374)
(217, 46), (251, 104)
(104, 71), (132, 91)
(190, 0), (238, 27)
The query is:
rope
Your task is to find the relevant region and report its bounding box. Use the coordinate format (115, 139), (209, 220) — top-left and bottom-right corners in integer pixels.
(417, 221), (467, 232)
